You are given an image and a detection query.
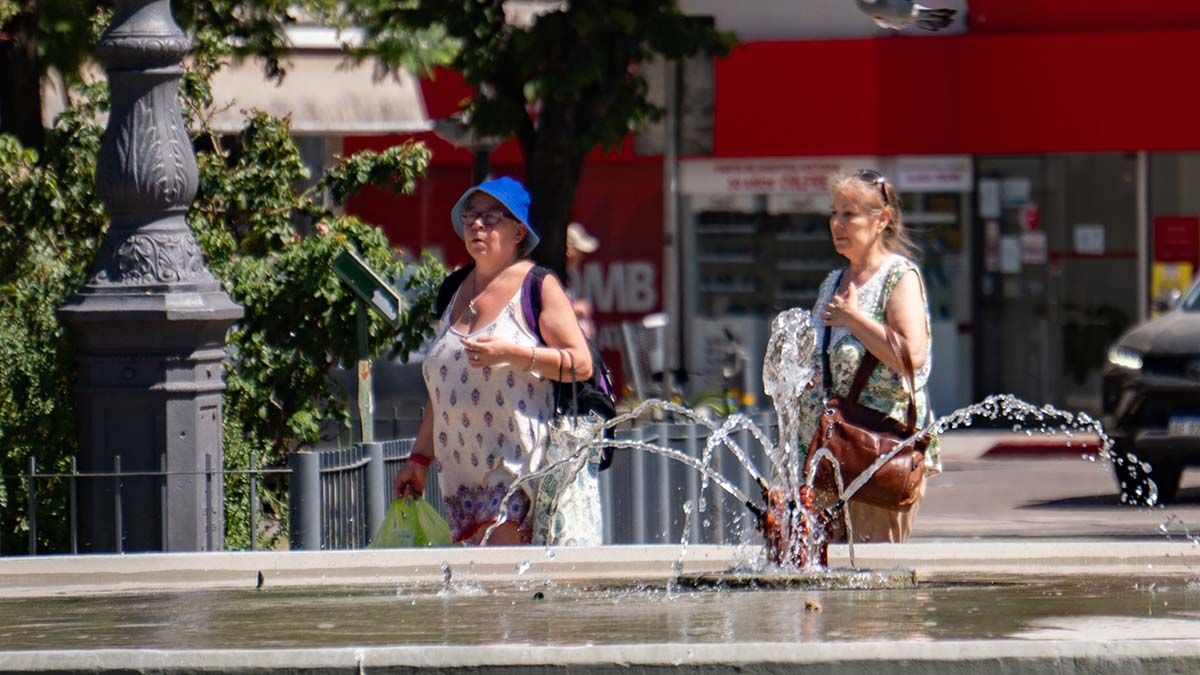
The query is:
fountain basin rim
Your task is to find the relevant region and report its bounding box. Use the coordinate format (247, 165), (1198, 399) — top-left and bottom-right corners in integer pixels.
(6, 639), (1200, 674)
(2, 540), (1199, 599)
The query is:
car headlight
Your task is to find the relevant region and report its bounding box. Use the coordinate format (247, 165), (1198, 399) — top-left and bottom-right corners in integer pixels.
(1107, 345), (1143, 370)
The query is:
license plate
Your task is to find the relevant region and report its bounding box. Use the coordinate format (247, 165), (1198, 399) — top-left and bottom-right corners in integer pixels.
(1169, 415), (1200, 436)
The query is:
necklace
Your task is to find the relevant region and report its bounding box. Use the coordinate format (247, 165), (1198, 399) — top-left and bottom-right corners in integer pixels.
(464, 271), (479, 329)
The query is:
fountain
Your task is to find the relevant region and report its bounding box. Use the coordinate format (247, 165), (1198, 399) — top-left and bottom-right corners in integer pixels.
(3, 306), (1197, 673)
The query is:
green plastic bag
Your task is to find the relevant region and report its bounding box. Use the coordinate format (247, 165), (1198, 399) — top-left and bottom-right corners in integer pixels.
(369, 498), (453, 548)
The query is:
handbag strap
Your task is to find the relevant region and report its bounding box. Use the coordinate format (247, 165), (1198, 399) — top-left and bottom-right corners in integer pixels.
(565, 349), (578, 416)
(883, 325), (920, 430)
(820, 270), (844, 394)
(824, 270), (920, 431)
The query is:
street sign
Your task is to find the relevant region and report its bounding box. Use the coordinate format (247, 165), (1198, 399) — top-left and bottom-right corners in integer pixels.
(332, 247), (403, 326)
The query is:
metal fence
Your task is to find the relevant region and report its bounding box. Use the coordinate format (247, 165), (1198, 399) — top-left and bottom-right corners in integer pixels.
(600, 411), (777, 545)
(287, 439), (445, 551)
(0, 453), (286, 556)
(3, 412), (778, 555)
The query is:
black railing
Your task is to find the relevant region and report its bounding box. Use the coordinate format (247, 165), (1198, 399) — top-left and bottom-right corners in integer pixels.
(3, 411), (781, 554)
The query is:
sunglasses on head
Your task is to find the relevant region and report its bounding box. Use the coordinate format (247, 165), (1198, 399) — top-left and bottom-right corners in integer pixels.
(854, 169), (891, 204)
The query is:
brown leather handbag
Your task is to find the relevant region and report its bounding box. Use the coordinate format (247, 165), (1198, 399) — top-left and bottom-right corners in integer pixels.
(808, 320), (930, 512)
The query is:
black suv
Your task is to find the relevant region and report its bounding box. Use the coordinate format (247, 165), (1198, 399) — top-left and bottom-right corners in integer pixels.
(1102, 282), (1200, 504)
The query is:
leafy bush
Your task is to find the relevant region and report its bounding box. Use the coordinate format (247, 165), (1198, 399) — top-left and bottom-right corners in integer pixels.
(0, 25), (443, 553)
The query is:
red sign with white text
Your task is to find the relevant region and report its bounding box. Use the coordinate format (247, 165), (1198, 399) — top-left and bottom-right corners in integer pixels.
(1154, 216), (1200, 267)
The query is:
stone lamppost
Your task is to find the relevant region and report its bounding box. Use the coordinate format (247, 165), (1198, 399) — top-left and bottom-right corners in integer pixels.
(59, 0), (243, 552)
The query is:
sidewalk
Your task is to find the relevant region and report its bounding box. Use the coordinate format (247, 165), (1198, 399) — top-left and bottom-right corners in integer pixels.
(939, 430), (1103, 461)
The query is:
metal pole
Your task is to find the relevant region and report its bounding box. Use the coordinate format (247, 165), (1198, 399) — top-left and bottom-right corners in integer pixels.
(249, 450), (258, 551)
(288, 451), (322, 550)
(27, 456), (36, 555)
(113, 455), (123, 554)
(684, 425), (700, 544)
(160, 453), (168, 550)
(631, 426), (647, 544)
(357, 300), (374, 443)
(1136, 150), (1150, 322)
(656, 421), (672, 543)
(69, 457), (78, 554)
(365, 442), (386, 543)
(204, 453), (213, 551)
(662, 58), (683, 390)
(59, 0), (242, 553)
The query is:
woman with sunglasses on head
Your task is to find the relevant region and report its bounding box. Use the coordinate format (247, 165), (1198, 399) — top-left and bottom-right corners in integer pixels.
(796, 170), (942, 543)
(392, 177), (595, 546)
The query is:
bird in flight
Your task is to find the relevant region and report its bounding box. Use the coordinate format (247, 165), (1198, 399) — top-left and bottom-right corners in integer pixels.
(855, 0), (958, 32)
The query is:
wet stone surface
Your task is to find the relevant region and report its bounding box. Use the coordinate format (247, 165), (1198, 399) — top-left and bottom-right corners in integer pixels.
(2, 574), (1200, 649)
(676, 567), (918, 590)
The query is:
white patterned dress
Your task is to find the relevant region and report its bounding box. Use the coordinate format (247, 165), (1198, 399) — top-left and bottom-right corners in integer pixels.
(422, 285), (555, 543)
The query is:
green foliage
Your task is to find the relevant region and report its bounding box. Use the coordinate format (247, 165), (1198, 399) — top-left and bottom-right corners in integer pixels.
(0, 1), (18, 26)
(345, 0), (735, 274)
(353, 1), (735, 151)
(0, 27), (444, 553)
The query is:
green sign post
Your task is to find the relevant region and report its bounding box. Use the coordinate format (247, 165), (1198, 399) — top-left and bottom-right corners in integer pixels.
(332, 248), (405, 443)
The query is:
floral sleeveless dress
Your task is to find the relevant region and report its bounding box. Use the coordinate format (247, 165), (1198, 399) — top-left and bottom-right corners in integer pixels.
(796, 254), (943, 475)
(422, 285), (554, 543)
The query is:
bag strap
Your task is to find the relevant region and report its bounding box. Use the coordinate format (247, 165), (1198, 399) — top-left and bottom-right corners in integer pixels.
(565, 349), (578, 415)
(884, 325), (920, 430)
(820, 270), (844, 394)
(520, 265), (552, 345)
(434, 263), (475, 319)
(824, 268), (919, 431)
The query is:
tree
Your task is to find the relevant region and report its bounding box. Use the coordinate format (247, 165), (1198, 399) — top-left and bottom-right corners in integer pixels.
(0, 21), (444, 552)
(348, 0), (735, 277)
(0, 0), (46, 149)
(0, 0), (361, 152)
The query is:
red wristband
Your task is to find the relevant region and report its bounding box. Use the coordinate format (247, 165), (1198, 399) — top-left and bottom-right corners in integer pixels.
(407, 453), (432, 468)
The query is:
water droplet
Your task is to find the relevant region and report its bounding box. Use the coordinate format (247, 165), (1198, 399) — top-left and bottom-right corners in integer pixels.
(516, 560), (532, 575)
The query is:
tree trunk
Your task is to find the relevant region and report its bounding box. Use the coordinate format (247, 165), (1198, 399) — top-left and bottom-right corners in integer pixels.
(0, 0), (43, 151)
(524, 129), (584, 280)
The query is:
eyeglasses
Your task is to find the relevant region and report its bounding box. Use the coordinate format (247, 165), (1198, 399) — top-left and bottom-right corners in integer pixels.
(854, 169), (891, 204)
(460, 209), (511, 227)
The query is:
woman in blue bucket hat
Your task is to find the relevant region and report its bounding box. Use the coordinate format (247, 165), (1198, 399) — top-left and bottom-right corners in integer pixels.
(393, 177), (600, 546)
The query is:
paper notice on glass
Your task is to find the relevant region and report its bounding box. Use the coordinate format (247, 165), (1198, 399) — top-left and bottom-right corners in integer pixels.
(984, 220), (1001, 272)
(979, 179), (1001, 218)
(1020, 231), (1047, 265)
(1000, 235), (1022, 274)
(1073, 224), (1105, 255)
(1001, 177), (1032, 207)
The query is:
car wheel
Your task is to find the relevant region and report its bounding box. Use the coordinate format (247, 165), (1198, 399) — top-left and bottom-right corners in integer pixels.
(1148, 462), (1184, 505)
(1110, 450), (1183, 505)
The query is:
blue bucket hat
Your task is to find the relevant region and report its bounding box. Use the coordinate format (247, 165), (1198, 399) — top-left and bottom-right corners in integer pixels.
(450, 176), (539, 254)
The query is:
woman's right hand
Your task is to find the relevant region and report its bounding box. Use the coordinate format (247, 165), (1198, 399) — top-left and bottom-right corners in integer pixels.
(393, 458), (429, 500)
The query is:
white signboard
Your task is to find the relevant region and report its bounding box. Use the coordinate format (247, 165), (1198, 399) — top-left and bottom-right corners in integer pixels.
(1074, 224), (1106, 255)
(893, 156), (973, 192)
(1020, 230), (1047, 265)
(978, 179), (1002, 218)
(1001, 177), (1032, 206)
(1000, 235), (1022, 274)
(681, 157), (876, 196)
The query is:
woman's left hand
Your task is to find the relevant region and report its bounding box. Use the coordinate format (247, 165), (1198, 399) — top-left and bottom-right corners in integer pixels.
(462, 335), (517, 367)
(823, 281), (861, 328)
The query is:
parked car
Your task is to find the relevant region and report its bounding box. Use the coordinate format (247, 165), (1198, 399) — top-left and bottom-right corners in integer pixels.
(1102, 282), (1200, 504)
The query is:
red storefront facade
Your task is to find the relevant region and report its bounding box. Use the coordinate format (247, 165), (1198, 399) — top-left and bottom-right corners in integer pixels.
(346, 1), (1200, 411)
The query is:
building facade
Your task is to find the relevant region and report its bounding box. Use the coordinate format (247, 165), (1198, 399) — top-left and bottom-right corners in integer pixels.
(347, 0), (1200, 415)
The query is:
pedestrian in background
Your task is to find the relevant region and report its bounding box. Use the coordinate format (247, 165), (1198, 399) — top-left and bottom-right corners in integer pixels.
(797, 170), (941, 543)
(565, 221), (600, 339)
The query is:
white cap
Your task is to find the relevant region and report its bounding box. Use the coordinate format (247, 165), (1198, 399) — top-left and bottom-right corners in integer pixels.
(566, 222), (599, 253)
